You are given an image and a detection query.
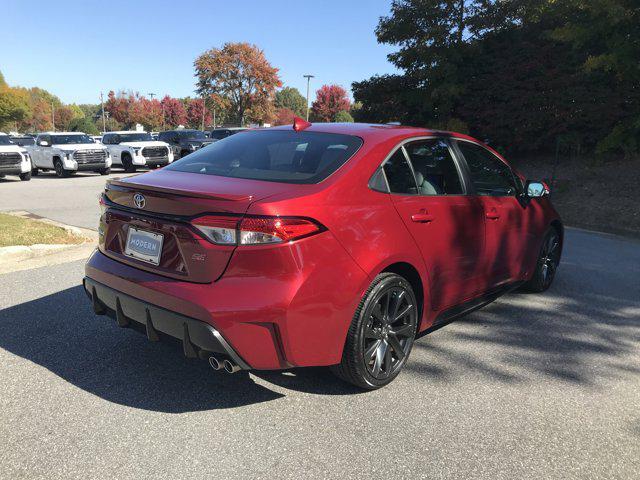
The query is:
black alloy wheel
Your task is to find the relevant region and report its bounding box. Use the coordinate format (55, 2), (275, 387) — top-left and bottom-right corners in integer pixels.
(524, 228), (561, 292)
(54, 159), (69, 178)
(121, 153), (136, 173)
(332, 273), (418, 389)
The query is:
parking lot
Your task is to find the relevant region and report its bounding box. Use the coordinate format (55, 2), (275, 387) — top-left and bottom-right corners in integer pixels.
(1, 172), (639, 479)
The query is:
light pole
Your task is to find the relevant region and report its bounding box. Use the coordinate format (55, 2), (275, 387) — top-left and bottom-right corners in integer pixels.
(303, 74), (314, 121)
(201, 97), (206, 131)
(148, 92), (156, 100)
(100, 92), (107, 133)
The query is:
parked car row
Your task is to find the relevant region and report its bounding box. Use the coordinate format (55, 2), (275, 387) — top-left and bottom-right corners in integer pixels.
(0, 127), (248, 181)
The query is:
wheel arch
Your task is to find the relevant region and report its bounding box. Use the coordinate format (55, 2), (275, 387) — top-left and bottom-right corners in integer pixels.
(380, 261), (425, 323)
(550, 219), (564, 259)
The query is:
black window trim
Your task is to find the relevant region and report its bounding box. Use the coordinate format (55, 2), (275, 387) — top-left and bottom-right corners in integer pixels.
(371, 135), (471, 196)
(451, 138), (521, 197)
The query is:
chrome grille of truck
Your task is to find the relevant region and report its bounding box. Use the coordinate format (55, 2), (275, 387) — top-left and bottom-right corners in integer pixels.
(142, 146), (169, 159)
(74, 149), (106, 164)
(0, 152), (22, 167)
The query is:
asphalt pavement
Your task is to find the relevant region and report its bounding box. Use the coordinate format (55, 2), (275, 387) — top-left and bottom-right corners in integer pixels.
(0, 169), (132, 230)
(0, 172), (639, 479)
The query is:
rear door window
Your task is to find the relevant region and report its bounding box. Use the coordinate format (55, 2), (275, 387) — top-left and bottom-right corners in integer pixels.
(382, 149), (417, 194)
(166, 130), (362, 184)
(404, 139), (463, 195)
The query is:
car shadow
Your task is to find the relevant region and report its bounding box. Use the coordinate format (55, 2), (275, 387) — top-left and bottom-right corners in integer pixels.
(0, 230), (637, 411)
(405, 230), (640, 387)
(0, 285), (364, 413)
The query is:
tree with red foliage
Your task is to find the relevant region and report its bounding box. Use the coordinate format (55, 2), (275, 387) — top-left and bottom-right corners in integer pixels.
(195, 42), (281, 125)
(160, 95), (187, 128)
(186, 98), (212, 129)
(54, 105), (75, 130)
(105, 90), (133, 126)
(273, 108), (296, 126)
(311, 85), (351, 122)
(129, 98), (163, 131)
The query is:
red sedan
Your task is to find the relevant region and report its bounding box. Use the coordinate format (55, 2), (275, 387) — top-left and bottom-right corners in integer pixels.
(84, 120), (562, 389)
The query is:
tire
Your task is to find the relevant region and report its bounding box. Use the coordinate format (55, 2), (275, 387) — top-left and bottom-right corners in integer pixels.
(54, 159), (70, 178)
(31, 167), (39, 176)
(121, 153), (136, 173)
(19, 171), (32, 181)
(98, 167), (111, 175)
(522, 228), (561, 293)
(331, 272), (419, 390)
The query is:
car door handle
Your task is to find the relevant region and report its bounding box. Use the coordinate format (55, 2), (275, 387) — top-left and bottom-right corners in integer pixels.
(485, 210), (500, 220)
(411, 213), (434, 223)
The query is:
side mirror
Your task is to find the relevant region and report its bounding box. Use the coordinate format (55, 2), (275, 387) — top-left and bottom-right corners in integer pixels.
(38, 140), (50, 147)
(526, 180), (549, 198)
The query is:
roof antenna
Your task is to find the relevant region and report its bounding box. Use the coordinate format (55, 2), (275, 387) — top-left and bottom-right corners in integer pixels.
(293, 116), (312, 132)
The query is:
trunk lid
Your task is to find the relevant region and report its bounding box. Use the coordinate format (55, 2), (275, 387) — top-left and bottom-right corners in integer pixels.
(100, 169), (287, 282)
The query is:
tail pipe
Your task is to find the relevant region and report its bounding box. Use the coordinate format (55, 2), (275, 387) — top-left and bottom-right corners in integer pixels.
(223, 359), (241, 374)
(208, 356), (223, 371)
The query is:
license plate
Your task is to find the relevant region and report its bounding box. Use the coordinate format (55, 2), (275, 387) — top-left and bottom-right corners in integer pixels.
(124, 227), (164, 265)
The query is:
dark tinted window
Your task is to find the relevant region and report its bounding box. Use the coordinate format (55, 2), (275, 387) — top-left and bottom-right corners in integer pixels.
(383, 149), (416, 194)
(210, 130), (230, 140)
(368, 167), (388, 192)
(158, 132), (175, 142)
(166, 130), (362, 184)
(457, 141), (517, 196)
(10, 136), (34, 146)
(0, 135), (13, 145)
(178, 130), (206, 140)
(118, 133), (152, 142)
(50, 134), (93, 145)
(404, 139), (463, 195)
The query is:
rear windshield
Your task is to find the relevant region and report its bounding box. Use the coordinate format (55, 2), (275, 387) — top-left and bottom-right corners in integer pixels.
(165, 130), (363, 184)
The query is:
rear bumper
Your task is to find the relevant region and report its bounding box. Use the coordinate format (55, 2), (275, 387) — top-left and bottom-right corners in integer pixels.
(84, 228), (368, 370)
(83, 276), (250, 369)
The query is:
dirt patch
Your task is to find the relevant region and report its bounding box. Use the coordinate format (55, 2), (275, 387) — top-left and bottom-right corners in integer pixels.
(513, 156), (640, 238)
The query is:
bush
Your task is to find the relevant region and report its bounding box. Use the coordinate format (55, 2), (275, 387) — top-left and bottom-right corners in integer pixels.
(334, 110), (354, 123)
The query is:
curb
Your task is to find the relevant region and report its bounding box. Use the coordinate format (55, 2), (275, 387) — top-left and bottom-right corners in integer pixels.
(0, 211), (98, 275)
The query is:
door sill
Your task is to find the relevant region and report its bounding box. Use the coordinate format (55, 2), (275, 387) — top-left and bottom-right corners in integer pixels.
(418, 281), (524, 338)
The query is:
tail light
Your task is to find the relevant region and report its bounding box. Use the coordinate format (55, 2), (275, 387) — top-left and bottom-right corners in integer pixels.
(98, 193), (107, 215)
(191, 215), (324, 246)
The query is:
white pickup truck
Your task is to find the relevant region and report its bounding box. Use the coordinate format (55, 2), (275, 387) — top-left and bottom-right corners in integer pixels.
(29, 132), (111, 177)
(102, 131), (173, 172)
(0, 132), (32, 181)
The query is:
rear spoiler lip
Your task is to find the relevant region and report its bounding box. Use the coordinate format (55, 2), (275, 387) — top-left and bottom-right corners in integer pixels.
(106, 178), (254, 202)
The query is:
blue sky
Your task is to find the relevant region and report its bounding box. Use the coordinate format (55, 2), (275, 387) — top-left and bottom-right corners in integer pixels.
(1, 0), (399, 104)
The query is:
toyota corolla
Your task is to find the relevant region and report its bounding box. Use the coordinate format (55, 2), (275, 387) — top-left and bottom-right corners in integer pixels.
(84, 119), (562, 389)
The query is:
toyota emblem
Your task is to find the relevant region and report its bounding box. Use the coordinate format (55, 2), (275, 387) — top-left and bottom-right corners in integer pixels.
(133, 193), (146, 209)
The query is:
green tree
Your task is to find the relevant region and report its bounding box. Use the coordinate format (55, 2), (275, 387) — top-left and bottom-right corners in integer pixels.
(0, 85), (30, 129)
(275, 87), (306, 117)
(68, 117), (99, 135)
(334, 110), (354, 123)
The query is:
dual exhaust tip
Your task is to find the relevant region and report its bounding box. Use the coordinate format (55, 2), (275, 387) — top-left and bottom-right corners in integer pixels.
(209, 356), (241, 374)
